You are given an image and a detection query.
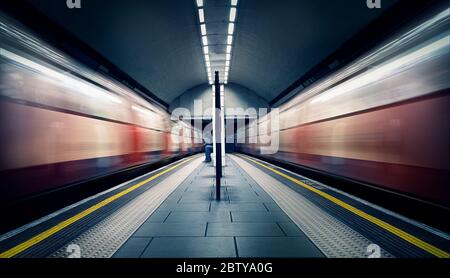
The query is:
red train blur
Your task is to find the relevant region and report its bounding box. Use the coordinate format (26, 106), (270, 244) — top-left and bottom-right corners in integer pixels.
(238, 8), (450, 207)
(0, 13), (202, 205)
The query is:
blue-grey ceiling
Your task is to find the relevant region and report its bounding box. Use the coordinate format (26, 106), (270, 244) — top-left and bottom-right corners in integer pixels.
(28, 0), (396, 104)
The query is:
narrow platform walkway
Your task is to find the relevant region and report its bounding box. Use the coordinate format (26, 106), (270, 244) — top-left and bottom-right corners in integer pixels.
(113, 155), (324, 258)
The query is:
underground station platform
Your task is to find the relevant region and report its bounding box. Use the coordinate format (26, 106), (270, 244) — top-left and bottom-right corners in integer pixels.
(0, 154), (448, 259)
(0, 0), (450, 275)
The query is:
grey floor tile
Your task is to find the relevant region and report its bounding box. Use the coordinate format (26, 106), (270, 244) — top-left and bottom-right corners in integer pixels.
(159, 202), (211, 212)
(264, 203), (285, 212)
(226, 184), (247, 188)
(253, 188), (271, 195)
(165, 211), (231, 223)
(278, 222), (307, 236)
(182, 191), (212, 199)
(113, 237), (152, 258)
(134, 223), (206, 237)
(227, 191), (259, 197)
(164, 194), (182, 202)
(211, 191), (230, 201)
(141, 237), (236, 258)
(185, 187), (214, 192)
(236, 237), (324, 258)
(225, 178), (245, 183)
(227, 192), (258, 198)
(228, 194), (263, 202)
(210, 202), (267, 212)
(179, 192), (213, 202)
(228, 200), (264, 203)
(169, 187), (186, 194)
(191, 183), (215, 188)
(145, 210), (171, 223)
(192, 178), (214, 184)
(231, 211), (291, 223)
(226, 187), (256, 193)
(207, 223), (284, 236)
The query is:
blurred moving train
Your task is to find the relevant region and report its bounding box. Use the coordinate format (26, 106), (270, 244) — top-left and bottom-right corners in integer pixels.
(0, 13), (202, 205)
(238, 8), (450, 207)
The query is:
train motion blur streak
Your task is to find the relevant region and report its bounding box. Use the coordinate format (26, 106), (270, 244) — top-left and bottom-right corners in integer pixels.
(0, 13), (202, 205)
(239, 8), (450, 207)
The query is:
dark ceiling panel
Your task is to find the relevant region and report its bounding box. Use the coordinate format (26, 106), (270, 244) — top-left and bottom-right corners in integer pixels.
(231, 0), (397, 102)
(29, 0), (206, 104)
(206, 6), (229, 22)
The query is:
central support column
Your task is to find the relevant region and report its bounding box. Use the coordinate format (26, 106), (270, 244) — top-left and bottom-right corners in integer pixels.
(214, 71), (222, 200)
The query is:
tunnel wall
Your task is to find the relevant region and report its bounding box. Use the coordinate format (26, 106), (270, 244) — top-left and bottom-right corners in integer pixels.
(169, 83), (269, 118)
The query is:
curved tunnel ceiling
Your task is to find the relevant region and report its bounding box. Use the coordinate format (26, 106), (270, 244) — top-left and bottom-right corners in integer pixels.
(29, 0), (396, 105)
(231, 0), (397, 102)
(29, 0), (207, 104)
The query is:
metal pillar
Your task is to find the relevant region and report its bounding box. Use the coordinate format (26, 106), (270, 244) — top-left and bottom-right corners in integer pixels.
(214, 71), (222, 200)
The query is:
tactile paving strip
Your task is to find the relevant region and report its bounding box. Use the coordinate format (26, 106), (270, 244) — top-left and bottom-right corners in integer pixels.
(49, 157), (203, 258)
(230, 154), (393, 258)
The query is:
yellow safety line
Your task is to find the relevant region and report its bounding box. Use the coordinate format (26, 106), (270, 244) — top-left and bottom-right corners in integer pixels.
(0, 156), (197, 258)
(237, 154), (450, 258)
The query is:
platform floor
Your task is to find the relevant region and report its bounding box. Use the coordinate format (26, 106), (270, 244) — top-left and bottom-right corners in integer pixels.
(113, 156), (323, 258)
(0, 153), (449, 258)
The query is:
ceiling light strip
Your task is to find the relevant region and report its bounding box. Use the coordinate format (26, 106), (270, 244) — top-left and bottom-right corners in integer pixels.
(224, 0), (238, 84)
(196, 0), (213, 84)
(196, 0), (238, 85)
